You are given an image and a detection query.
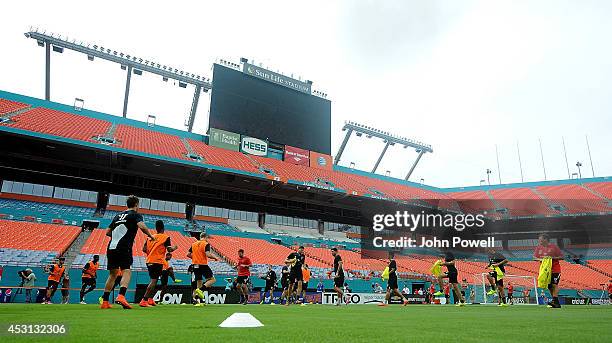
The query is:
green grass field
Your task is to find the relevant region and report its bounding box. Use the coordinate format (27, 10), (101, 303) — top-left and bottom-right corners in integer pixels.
(1, 304), (611, 342)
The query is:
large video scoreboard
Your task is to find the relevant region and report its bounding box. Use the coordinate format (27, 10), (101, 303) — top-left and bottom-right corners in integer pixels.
(209, 63), (331, 155)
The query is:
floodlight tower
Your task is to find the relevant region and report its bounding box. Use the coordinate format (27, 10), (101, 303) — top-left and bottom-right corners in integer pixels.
(334, 121), (433, 180)
(24, 29), (212, 132)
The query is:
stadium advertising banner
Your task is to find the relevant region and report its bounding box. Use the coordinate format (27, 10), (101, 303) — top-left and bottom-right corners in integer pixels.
(134, 285), (241, 304)
(309, 151), (333, 171)
(209, 127), (241, 151)
(321, 292), (412, 305)
(241, 136), (268, 156)
(243, 62), (312, 94)
(284, 145), (310, 166)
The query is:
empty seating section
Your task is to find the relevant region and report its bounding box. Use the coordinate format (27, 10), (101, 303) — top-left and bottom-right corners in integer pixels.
(0, 248), (57, 266)
(187, 139), (262, 174)
(80, 228), (195, 260)
(448, 191), (496, 213)
(6, 107), (111, 142)
(303, 247), (387, 272)
(0, 219), (80, 254)
(536, 184), (610, 213)
(489, 188), (555, 216)
(207, 235), (294, 266)
(0, 98), (28, 115)
(587, 260), (612, 276)
(585, 182), (612, 199)
(114, 125), (189, 160)
(252, 156), (373, 195)
(0, 199), (95, 224)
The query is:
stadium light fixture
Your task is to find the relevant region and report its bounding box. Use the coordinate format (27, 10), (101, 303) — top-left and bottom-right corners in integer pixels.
(25, 29), (212, 130)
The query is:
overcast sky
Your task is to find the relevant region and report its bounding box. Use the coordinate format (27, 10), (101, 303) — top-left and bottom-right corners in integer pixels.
(1, 0), (610, 188)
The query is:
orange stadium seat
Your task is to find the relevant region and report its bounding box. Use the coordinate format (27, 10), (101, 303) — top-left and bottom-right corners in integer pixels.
(114, 125), (190, 160)
(489, 188), (556, 216)
(536, 184), (609, 214)
(187, 139), (263, 174)
(0, 98), (29, 115)
(80, 228), (195, 260)
(5, 107), (111, 142)
(207, 235), (295, 266)
(0, 219), (80, 254)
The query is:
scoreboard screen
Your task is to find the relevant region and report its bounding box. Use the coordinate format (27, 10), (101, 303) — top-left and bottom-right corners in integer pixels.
(209, 64), (331, 154)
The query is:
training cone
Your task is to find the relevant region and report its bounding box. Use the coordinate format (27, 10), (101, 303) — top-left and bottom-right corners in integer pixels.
(219, 313), (264, 328)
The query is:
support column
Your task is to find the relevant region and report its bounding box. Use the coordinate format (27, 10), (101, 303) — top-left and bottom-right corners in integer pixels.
(333, 128), (353, 165)
(372, 141), (391, 173)
(122, 66), (132, 118)
(45, 42), (50, 100)
(187, 85), (201, 132)
(405, 150), (425, 181)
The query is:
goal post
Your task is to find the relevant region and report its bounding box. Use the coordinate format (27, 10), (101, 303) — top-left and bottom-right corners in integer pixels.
(469, 273), (538, 305)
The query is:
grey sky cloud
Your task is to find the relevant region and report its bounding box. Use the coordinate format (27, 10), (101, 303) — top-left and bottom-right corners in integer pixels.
(0, 0), (609, 188)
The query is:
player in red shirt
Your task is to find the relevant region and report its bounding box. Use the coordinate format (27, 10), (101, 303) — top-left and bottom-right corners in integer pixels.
(443, 282), (451, 305)
(533, 233), (564, 308)
(428, 283), (436, 304)
(236, 249), (252, 305)
(507, 282), (514, 305)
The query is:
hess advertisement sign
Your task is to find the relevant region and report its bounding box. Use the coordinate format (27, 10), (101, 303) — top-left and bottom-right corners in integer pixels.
(241, 136), (268, 156)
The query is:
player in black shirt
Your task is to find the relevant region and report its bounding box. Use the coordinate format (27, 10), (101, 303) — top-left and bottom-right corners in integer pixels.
(280, 263), (290, 305)
(101, 195), (155, 310)
(285, 246), (306, 305)
(486, 248), (509, 306)
(260, 265), (277, 304)
(331, 248), (346, 306)
(436, 251), (466, 306)
(381, 253), (409, 306)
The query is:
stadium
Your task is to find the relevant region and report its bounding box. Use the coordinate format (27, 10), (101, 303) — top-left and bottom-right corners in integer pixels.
(1, 2), (611, 343)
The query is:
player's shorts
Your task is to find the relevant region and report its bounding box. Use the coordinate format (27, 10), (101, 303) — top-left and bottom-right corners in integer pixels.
(236, 275), (250, 284)
(47, 280), (59, 289)
(303, 282), (309, 291)
(550, 273), (561, 286)
(160, 270), (170, 285)
(289, 267), (303, 283)
(488, 271), (504, 286)
(334, 274), (345, 288)
(387, 275), (398, 290)
(508, 293), (513, 299)
(461, 290), (466, 297)
(107, 249), (133, 270)
(443, 271), (459, 284)
(281, 280), (289, 290)
(81, 277), (96, 286)
(147, 263), (163, 279)
(265, 282), (275, 291)
(193, 264), (213, 281)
